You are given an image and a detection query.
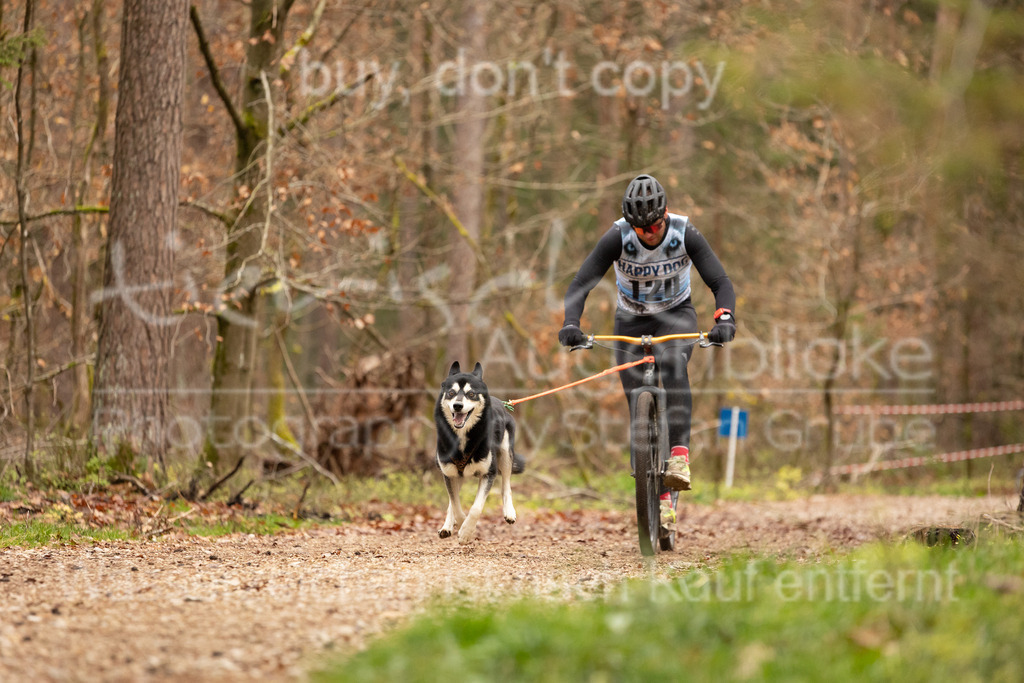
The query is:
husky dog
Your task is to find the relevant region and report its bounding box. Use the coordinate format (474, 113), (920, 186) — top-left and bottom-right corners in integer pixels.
(435, 361), (525, 543)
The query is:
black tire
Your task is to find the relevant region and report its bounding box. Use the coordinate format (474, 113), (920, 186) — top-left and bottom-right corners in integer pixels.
(632, 390), (660, 557)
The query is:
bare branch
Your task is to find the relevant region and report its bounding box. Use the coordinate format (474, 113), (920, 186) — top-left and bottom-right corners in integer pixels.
(259, 69), (275, 258)
(279, 73), (373, 137)
(317, 0), (371, 64)
(283, 278), (390, 350)
(393, 155), (486, 266)
(3, 202), (235, 230)
(0, 205), (109, 230)
(292, 479), (310, 519)
(227, 479), (255, 507)
(179, 199), (235, 227)
(278, 0), (328, 79)
(111, 472), (154, 497)
(1, 206), (108, 268)
(275, 327), (317, 433)
(199, 456), (246, 501)
(267, 431), (340, 485)
(21, 356), (95, 391)
(189, 4), (248, 141)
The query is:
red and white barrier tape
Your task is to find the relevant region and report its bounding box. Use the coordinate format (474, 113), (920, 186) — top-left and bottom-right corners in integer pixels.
(831, 443), (1024, 476)
(835, 400), (1024, 416)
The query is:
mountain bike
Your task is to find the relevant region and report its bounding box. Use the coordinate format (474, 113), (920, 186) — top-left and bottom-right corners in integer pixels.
(572, 331), (717, 557)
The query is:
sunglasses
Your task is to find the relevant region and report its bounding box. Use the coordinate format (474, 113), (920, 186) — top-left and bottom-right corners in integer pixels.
(634, 216), (666, 236)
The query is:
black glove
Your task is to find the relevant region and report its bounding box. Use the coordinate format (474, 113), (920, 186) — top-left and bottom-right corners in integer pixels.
(558, 324), (585, 347)
(708, 310), (736, 344)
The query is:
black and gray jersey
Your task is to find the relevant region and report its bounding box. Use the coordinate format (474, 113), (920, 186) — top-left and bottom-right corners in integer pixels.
(613, 214), (692, 315)
(563, 212), (736, 324)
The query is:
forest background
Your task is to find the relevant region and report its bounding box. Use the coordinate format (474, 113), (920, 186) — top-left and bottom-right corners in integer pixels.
(1, 0), (1021, 496)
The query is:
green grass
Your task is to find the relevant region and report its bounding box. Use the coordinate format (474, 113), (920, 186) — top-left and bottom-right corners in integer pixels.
(0, 511), (341, 548)
(314, 538), (1024, 682)
(2, 464), (1017, 550)
(830, 470), (1020, 500)
(0, 483), (17, 503)
(335, 471), (441, 508)
(0, 520), (131, 548)
(181, 512), (320, 537)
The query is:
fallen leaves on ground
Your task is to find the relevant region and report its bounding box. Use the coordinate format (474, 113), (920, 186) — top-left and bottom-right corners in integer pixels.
(0, 490), (1016, 681)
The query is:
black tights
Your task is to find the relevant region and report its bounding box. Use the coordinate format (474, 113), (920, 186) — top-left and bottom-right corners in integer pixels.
(614, 303), (697, 450)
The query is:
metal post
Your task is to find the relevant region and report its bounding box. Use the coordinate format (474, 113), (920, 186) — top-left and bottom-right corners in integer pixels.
(725, 406), (739, 488)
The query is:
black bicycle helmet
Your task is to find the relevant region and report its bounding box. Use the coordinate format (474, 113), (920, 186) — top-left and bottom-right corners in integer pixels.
(621, 174), (667, 228)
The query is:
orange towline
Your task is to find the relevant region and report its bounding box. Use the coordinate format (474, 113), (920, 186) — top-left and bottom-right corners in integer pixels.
(502, 356), (655, 411)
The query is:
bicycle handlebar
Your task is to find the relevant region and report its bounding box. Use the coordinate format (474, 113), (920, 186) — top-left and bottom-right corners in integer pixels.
(571, 331), (720, 352)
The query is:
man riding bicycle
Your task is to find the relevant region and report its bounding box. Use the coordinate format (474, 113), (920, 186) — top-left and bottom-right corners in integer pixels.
(558, 174), (737, 511)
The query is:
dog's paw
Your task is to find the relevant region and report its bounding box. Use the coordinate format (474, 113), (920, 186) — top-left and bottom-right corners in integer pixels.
(504, 513), (517, 525)
(457, 522), (477, 544)
(438, 527), (453, 539)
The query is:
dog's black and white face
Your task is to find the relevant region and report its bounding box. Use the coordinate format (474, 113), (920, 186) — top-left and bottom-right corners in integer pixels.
(439, 361), (488, 434)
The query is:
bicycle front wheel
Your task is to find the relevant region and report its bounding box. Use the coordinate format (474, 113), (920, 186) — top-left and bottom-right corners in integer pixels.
(632, 390), (660, 557)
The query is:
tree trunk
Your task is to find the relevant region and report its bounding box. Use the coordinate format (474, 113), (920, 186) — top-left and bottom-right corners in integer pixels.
(447, 1), (487, 364)
(70, 0), (111, 433)
(91, 0), (186, 466)
(929, 1), (960, 83)
(397, 5), (428, 346)
(205, 0), (292, 470)
(13, 0), (39, 479)
(596, 0), (623, 230)
(820, 148), (861, 491)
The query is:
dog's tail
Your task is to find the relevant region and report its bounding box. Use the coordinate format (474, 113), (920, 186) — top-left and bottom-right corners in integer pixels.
(505, 416), (525, 474)
(511, 450), (526, 474)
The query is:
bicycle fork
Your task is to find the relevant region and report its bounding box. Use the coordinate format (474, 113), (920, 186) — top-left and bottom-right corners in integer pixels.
(631, 342), (667, 475)
(628, 384), (670, 480)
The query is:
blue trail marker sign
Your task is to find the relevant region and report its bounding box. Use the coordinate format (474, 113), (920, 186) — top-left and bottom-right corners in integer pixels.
(719, 407), (748, 488)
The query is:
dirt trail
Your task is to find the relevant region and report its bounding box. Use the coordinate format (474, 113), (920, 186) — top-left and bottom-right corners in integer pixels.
(0, 494), (1012, 681)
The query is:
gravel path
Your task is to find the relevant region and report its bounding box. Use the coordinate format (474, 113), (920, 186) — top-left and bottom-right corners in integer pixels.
(0, 494), (1013, 681)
